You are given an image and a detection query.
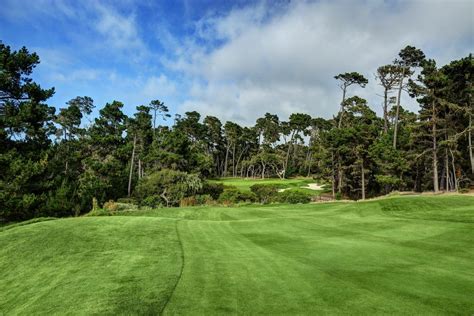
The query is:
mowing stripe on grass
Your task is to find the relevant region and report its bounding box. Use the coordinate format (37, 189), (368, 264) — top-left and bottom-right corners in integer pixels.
(159, 220), (185, 315)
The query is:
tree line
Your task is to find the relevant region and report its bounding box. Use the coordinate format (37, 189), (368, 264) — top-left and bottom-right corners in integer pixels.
(1, 41), (472, 222)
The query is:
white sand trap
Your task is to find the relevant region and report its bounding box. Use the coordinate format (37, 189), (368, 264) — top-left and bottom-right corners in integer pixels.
(279, 183), (324, 192)
(301, 183), (324, 191)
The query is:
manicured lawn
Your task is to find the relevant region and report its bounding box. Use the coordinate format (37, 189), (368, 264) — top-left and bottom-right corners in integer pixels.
(1, 195), (473, 314)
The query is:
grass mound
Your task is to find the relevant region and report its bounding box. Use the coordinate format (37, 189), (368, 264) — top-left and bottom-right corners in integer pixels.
(0, 217), (182, 314)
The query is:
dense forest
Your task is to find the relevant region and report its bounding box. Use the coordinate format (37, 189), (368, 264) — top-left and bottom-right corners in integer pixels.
(1, 41), (473, 222)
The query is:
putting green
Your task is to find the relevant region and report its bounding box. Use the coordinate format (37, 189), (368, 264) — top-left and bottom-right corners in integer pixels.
(1, 195), (473, 314)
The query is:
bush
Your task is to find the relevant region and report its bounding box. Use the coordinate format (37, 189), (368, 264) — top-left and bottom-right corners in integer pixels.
(41, 182), (76, 217)
(103, 200), (118, 213)
(239, 191), (257, 202)
(141, 195), (163, 208)
(218, 188), (256, 204)
(250, 184), (279, 204)
(135, 169), (203, 207)
(218, 188), (241, 204)
(195, 194), (214, 205)
(116, 203), (138, 211)
(86, 199), (119, 216)
(277, 190), (311, 204)
(117, 197), (137, 204)
(199, 182), (224, 200)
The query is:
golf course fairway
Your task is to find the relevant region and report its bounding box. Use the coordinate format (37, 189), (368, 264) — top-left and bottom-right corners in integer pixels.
(1, 195), (473, 315)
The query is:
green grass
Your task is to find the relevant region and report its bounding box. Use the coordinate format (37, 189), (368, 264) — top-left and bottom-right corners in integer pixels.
(1, 195), (473, 314)
(208, 177), (324, 194)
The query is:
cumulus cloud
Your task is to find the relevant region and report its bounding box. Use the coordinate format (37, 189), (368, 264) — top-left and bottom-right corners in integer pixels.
(173, 0), (474, 125)
(93, 3), (144, 51)
(2, 0), (471, 124)
(141, 75), (177, 99)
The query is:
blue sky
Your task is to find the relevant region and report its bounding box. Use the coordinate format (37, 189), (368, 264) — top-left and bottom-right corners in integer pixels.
(1, 0), (473, 125)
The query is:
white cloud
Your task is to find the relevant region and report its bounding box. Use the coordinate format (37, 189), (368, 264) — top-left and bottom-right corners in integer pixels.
(173, 0), (474, 125)
(93, 3), (144, 51)
(141, 75), (177, 99)
(49, 69), (102, 82)
(91, 73), (179, 115)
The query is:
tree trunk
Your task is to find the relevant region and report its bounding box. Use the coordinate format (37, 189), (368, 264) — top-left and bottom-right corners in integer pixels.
(393, 75), (404, 149)
(432, 101), (439, 193)
(337, 162), (343, 193)
(332, 177), (336, 199)
(64, 129), (69, 174)
(128, 135), (137, 197)
(306, 151), (312, 177)
(215, 155), (220, 177)
(262, 163), (266, 179)
(337, 85), (347, 194)
(383, 88), (388, 134)
(223, 145), (230, 177)
(232, 143), (236, 177)
(161, 188), (169, 207)
(331, 151), (336, 199)
(338, 87), (347, 128)
(138, 159), (142, 180)
(469, 113), (474, 174)
(284, 132), (295, 179)
(449, 148), (458, 192)
(361, 159), (366, 200)
(445, 148), (450, 192)
(153, 109), (157, 139)
(235, 146), (248, 178)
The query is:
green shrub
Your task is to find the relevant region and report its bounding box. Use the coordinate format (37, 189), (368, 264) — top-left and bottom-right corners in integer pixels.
(218, 188), (241, 204)
(141, 195), (163, 208)
(277, 190), (311, 204)
(116, 197), (137, 204)
(41, 184), (76, 218)
(135, 169), (202, 207)
(116, 203), (138, 211)
(250, 184), (279, 204)
(200, 182), (224, 200)
(218, 188), (256, 204)
(194, 194), (214, 205)
(239, 191), (257, 202)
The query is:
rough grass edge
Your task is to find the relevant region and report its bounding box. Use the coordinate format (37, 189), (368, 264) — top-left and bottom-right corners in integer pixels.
(0, 217), (58, 232)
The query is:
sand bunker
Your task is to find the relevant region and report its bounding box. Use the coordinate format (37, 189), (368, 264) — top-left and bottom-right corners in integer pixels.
(301, 183), (324, 190)
(278, 183), (324, 192)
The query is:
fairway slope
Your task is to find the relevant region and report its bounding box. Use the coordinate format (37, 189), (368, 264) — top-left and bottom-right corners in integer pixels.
(1, 195), (473, 315)
(0, 217), (183, 315)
